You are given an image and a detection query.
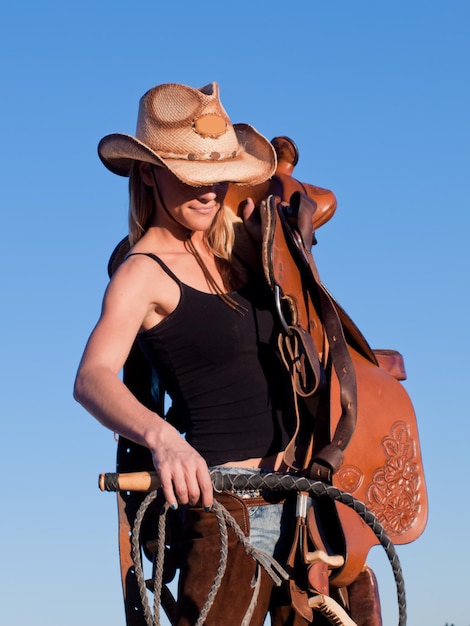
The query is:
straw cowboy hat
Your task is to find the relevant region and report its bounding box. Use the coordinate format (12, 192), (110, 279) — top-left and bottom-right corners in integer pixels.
(98, 82), (276, 186)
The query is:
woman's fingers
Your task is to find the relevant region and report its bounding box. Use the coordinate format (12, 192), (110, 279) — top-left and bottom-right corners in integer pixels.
(196, 463), (214, 511)
(240, 197), (262, 243)
(152, 439), (213, 510)
(158, 462), (181, 510)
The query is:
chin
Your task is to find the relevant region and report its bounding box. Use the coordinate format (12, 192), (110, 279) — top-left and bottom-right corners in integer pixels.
(187, 213), (218, 231)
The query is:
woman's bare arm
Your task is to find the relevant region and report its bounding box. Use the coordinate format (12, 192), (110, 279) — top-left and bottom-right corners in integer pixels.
(73, 258), (213, 509)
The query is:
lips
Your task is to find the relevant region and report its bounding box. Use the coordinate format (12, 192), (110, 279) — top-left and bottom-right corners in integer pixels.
(190, 201), (218, 215)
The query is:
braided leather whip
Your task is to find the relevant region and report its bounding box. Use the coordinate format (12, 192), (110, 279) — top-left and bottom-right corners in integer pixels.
(114, 470), (407, 626)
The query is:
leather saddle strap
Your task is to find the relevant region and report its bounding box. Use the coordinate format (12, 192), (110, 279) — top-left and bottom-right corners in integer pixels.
(261, 194), (357, 480)
(309, 281), (357, 479)
(281, 197), (357, 479)
(278, 325), (326, 398)
(286, 493), (314, 623)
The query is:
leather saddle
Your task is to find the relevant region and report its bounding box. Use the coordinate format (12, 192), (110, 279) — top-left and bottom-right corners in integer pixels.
(257, 191), (427, 588)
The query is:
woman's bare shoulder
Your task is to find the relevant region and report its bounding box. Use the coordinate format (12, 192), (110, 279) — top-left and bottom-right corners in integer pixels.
(106, 252), (180, 328)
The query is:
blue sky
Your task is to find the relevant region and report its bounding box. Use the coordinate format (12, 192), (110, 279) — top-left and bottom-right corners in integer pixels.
(1, 1), (469, 625)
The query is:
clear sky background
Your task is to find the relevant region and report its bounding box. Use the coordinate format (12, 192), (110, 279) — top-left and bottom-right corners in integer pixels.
(1, 1), (469, 625)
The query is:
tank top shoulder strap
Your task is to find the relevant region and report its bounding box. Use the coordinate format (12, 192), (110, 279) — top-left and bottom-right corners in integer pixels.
(126, 252), (181, 285)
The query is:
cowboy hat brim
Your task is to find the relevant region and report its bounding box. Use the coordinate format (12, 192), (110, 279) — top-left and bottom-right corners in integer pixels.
(98, 123), (276, 186)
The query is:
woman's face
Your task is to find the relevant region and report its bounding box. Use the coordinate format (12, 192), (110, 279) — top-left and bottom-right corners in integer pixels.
(152, 166), (229, 233)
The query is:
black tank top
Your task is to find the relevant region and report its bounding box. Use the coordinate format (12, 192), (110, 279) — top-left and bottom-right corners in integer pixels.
(131, 253), (292, 466)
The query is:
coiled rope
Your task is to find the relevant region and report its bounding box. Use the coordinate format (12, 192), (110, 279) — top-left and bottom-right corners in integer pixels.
(128, 471), (407, 626)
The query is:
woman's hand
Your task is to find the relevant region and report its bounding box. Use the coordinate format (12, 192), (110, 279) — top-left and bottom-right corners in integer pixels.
(239, 197), (262, 243)
(147, 419), (213, 511)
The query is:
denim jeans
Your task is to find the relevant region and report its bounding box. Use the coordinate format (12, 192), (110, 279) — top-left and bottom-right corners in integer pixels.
(211, 466), (291, 559)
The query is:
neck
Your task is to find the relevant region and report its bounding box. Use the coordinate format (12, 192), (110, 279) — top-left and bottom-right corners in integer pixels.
(139, 224), (206, 256)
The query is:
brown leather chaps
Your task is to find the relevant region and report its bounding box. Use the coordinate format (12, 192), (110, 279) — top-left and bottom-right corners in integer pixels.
(175, 491), (278, 626)
(173, 490), (382, 626)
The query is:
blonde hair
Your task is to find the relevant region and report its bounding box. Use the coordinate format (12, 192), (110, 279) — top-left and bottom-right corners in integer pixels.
(128, 162), (237, 261)
(128, 161), (156, 245)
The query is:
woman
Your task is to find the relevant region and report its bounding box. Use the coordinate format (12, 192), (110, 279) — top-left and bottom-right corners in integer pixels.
(74, 81), (295, 625)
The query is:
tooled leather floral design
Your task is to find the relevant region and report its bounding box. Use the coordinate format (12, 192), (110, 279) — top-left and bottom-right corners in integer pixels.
(366, 421), (421, 535)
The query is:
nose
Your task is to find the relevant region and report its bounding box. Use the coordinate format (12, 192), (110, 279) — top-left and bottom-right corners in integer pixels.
(199, 189), (217, 202)
(199, 182), (228, 201)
